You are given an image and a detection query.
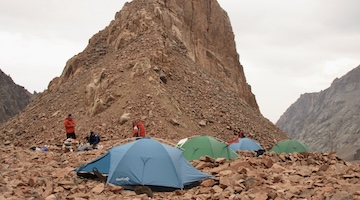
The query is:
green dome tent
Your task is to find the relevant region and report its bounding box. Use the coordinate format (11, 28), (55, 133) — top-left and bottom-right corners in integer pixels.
(270, 139), (310, 154)
(177, 136), (238, 160)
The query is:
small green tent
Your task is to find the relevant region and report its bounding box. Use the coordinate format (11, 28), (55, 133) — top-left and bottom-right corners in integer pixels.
(177, 136), (238, 160)
(270, 139), (310, 154)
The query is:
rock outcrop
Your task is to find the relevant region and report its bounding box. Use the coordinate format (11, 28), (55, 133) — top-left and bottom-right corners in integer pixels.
(0, 0), (286, 149)
(0, 69), (33, 124)
(276, 65), (360, 154)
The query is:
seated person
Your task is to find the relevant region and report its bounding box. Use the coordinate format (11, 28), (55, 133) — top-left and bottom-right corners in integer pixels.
(227, 128), (246, 145)
(86, 131), (100, 148)
(237, 129), (246, 138)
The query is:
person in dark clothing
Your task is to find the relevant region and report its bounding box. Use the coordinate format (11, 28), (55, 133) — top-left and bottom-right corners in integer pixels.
(86, 131), (100, 148)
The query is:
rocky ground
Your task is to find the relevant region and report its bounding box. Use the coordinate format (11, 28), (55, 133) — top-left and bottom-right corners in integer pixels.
(1, 138), (359, 200)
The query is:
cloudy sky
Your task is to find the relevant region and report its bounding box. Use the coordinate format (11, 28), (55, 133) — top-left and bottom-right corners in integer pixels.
(1, 0), (359, 123)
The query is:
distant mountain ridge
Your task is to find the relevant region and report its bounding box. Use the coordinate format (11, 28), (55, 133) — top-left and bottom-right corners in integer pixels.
(0, 69), (33, 124)
(276, 65), (360, 153)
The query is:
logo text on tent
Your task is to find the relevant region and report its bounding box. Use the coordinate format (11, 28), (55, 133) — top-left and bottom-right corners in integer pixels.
(116, 177), (130, 182)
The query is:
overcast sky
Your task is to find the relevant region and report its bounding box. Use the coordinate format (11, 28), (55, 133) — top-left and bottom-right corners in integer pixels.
(1, 0), (359, 123)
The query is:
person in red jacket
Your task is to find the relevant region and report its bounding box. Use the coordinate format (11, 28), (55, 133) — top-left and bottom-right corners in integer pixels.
(132, 121), (146, 138)
(227, 128), (245, 145)
(64, 114), (76, 139)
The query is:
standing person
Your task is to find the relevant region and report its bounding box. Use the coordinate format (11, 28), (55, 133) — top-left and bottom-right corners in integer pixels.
(64, 114), (76, 139)
(86, 131), (100, 148)
(132, 120), (146, 138)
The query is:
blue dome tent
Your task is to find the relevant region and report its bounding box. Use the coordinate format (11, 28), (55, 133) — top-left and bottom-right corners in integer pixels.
(75, 138), (211, 189)
(229, 138), (263, 152)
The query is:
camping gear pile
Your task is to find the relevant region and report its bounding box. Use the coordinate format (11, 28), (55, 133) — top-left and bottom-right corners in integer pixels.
(63, 138), (79, 152)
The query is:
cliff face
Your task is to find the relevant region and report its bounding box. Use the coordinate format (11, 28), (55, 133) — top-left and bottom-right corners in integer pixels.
(1, 0), (287, 149)
(0, 69), (32, 124)
(57, 0), (257, 110)
(276, 65), (360, 152)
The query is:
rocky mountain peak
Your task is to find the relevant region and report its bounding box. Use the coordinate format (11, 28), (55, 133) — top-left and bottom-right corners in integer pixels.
(1, 0), (286, 150)
(57, 0), (258, 109)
